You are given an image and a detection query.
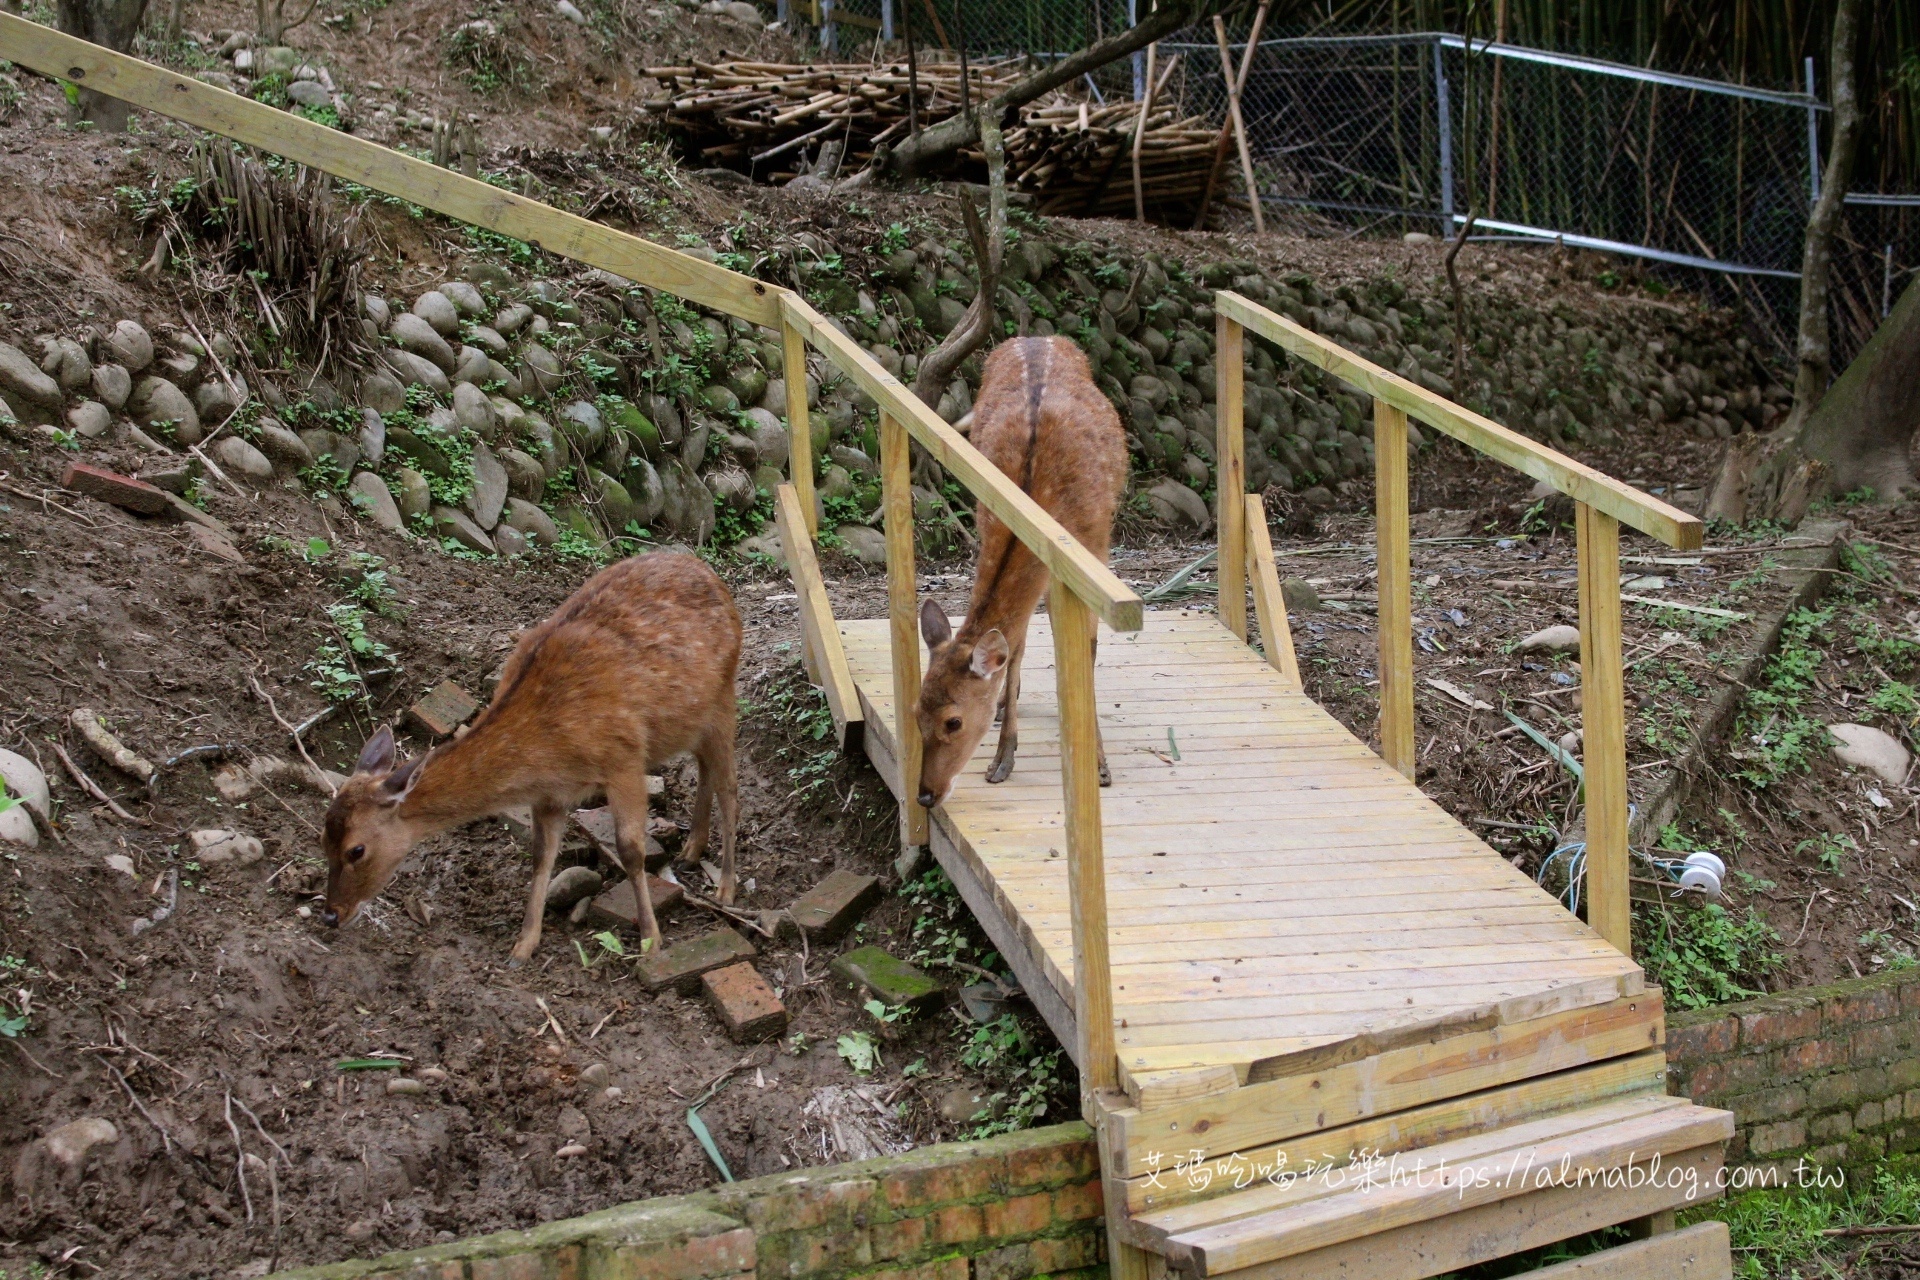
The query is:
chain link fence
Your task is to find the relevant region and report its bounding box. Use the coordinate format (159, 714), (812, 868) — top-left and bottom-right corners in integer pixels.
(1156, 30), (1916, 366)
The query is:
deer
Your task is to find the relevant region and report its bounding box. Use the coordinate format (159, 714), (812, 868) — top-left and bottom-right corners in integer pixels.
(318, 551), (742, 965)
(913, 335), (1129, 810)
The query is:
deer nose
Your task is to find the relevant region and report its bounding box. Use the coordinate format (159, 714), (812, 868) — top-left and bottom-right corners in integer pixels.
(916, 788), (937, 809)
(320, 905), (340, 928)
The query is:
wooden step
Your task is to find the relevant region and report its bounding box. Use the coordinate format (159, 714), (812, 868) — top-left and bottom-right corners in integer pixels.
(1133, 1094), (1733, 1278)
(1522, 1222), (1730, 1277)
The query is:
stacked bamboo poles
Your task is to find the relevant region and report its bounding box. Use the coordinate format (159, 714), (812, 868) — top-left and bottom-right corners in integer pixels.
(640, 57), (1024, 172)
(987, 95), (1221, 220)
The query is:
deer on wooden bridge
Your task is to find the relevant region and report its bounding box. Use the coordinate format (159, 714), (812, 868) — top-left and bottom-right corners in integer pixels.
(319, 551), (742, 962)
(914, 335), (1129, 808)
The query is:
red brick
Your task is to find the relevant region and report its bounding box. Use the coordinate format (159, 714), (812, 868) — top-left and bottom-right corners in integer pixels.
(880, 1154), (1003, 1209)
(1004, 1135), (1099, 1190)
(469, 1246), (582, 1280)
(788, 869), (882, 941)
(1051, 1180), (1105, 1223)
(868, 1213), (930, 1260)
(62, 462), (171, 515)
(727, 1174), (875, 1233)
(1854, 1021), (1913, 1065)
(981, 1191), (1052, 1239)
(588, 875), (685, 930)
(1748, 1118), (1807, 1156)
(1827, 986), (1901, 1027)
(701, 963), (787, 1042)
(1029, 1233), (1104, 1273)
(637, 928), (757, 994)
(856, 1257), (969, 1280)
(1901, 977), (1920, 1016)
(608, 1228), (755, 1280)
(1667, 1014), (1738, 1060)
(925, 1203), (985, 1245)
(1737, 1005), (1822, 1048)
(573, 806), (671, 872)
(1782, 1038), (1846, 1074)
(407, 679), (480, 737)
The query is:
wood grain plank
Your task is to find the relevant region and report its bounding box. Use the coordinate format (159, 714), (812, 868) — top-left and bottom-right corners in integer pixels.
(775, 483), (861, 750)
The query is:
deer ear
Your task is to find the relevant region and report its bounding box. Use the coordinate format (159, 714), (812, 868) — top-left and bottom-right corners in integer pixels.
(355, 725), (395, 776)
(379, 755), (425, 804)
(970, 630), (1010, 679)
(919, 598), (953, 649)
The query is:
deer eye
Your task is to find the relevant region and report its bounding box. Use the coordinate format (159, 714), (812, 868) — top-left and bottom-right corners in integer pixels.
(944, 717), (963, 734)
(346, 844), (366, 864)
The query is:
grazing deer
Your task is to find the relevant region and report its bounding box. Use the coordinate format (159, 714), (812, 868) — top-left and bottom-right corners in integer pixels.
(914, 336), (1128, 809)
(319, 552), (742, 963)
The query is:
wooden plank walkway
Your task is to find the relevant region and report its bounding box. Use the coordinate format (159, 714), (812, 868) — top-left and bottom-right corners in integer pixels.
(839, 609), (1647, 1091)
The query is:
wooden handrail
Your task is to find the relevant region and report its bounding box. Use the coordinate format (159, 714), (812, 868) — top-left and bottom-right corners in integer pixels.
(780, 295), (1145, 634)
(0, 13), (781, 324)
(1214, 291), (1704, 552)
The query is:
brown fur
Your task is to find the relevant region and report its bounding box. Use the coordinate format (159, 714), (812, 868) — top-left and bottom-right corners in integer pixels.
(915, 337), (1128, 805)
(321, 552), (743, 962)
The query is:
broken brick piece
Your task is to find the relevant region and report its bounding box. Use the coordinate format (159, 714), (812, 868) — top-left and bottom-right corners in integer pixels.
(571, 807), (669, 871)
(406, 680), (480, 737)
(61, 462), (170, 515)
(637, 928), (756, 994)
(702, 963), (787, 1042)
(832, 946), (943, 1009)
(585, 875), (685, 930)
(789, 869), (882, 942)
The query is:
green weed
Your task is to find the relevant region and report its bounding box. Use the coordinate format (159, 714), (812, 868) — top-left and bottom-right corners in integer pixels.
(1634, 902), (1782, 1010)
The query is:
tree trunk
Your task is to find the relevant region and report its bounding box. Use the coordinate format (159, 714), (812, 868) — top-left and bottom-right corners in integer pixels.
(882, 0), (1233, 177)
(1795, 274), (1920, 501)
(1784, 0), (1862, 436)
(56, 0), (151, 131)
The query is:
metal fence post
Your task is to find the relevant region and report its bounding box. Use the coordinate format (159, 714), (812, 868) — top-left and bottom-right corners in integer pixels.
(1434, 37), (1454, 222)
(881, 0), (893, 42)
(1805, 55), (1821, 204)
(1130, 0), (1144, 100)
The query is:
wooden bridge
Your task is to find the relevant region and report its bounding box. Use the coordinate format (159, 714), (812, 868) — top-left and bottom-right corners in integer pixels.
(0, 14), (1736, 1276)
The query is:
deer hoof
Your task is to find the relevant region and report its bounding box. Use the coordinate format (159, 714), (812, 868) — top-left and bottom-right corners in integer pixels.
(985, 759), (1013, 784)
(505, 955), (527, 970)
(1098, 761), (1113, 787)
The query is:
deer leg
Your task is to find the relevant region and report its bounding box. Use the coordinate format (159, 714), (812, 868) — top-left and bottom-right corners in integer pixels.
(606, 771), (662, 948)
(985, 642), (1025, 784)
(1093, 633), (1111, 786)
(697, 727), (740, 905)
(510, 801), (567, 966)
(683, 761), (713, 870)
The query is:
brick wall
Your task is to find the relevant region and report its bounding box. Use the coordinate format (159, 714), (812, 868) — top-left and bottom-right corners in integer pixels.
(1666, 968), (1920, 1173)
(271, 1123), (1104, 1280)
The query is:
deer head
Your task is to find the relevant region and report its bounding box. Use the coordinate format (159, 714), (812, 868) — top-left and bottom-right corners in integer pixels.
(319, 725), (427, 928)
(913, 599), (1010, 808)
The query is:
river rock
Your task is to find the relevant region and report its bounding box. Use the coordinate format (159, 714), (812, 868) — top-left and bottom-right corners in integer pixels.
(298, 429), (360, 475)
(359, 368), (406, 414)
(433, 506), (496, 554)
(1518, 624), (1581, 654)
(44, 1118), (117, 1169)
(105, 320), (154, 372)
(358, 408), (386, 465)
(521, 344), (563, 395)
(390, 313), (457, 373)
(258, 422), (313, 468)
(66, 401), (112, 438)
(190, 828), (264, 866)
(393, 467), (432, 521)
(545, 865), (602, 909)
(503, 497), (559, 547)
(130, 376), (202, 443)
(451, 345), (491, 387)
(41, 336), (92, 392)
(493, 303), (532, 335)
(465, 324), (509, 357)
(90, 362), (131, 410)
(364, 294), (391, 329)
(470, 441), (508, 529)
(440, 280), (486, 317)
(343, 472), (399, 530)
(452, 382), (499, 438)
(213, 436), (273, 484)
(383, 351), (451, 395)
(1145, 477), (1212, 532)
(0, 343), (62, 409)
(412, 290), (461, 336)
(1828, 723), (1911, 786)
(286, 78), (331, 107)
(834, 523), (887, 565)
(500, 448), (545, 500)
(194, 378), (239, 423)
(559, 400), (606, 454)
(0, 748), (50, 818)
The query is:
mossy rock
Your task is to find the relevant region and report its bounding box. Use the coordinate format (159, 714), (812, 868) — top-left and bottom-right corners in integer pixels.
(384, 427), (452, 478)
(701, 383), (740, 415)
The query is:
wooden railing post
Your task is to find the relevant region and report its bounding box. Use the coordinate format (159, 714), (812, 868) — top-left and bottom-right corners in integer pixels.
(1049, 581), (1116, 1115)
(1373, 399), (1415, 779)
(1215, 312), (1248, 640)
(879, 410), (929, 848)
(782, 318), (817, 537)
(1577, 502), (1630, 955)
(1243, 494), (1301, 689)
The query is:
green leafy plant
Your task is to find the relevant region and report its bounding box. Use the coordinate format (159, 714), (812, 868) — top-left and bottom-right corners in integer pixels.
(957, 1014), (1067, 1137)
(1634, 903), (1781, 1010)
(836, 1029), (880, 1074)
